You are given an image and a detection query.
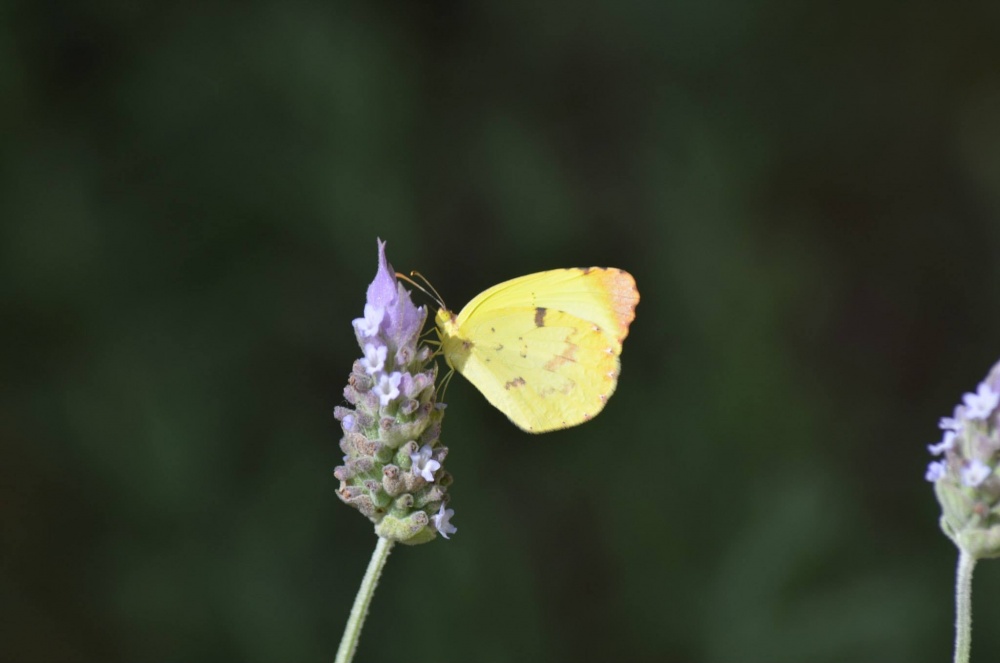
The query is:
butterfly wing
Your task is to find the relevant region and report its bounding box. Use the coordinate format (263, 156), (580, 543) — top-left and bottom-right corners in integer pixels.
(454, 268), (637, 353)
(438, 268), (639, 433)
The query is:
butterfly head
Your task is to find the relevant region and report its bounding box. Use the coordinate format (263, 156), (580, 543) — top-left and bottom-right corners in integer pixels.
(434, 307), (457, 332)
(434, 307), (471, 370)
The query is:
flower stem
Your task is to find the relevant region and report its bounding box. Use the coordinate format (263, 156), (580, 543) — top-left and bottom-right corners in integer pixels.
(954, 549), (976, 663)
(335, 536), (395, 663)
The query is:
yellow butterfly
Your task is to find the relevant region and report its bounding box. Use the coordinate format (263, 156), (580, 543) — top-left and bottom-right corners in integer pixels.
(435, 268), (639, 433)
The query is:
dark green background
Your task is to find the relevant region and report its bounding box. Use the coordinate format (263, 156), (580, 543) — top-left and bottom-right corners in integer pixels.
(5, 1), (1000, 661)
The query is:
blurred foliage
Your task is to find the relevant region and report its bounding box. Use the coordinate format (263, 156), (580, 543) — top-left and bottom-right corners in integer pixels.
(3, 0), (1000, 661)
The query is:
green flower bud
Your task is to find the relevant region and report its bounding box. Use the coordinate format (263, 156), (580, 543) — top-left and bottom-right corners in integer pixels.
(375, 511), (434, 545)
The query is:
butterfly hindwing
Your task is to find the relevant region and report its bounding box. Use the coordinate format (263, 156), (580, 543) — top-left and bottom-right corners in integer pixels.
(449, 306), (621, 432)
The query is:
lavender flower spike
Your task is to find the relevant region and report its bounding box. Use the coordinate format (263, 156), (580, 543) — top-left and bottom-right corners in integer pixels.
(334, 239), (455, 545)
(928, 360), (1000, 663)
(928, 358), (1000, 559)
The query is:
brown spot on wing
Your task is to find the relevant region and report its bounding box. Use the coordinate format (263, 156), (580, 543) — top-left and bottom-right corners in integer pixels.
(539, 379), (575, 396)
(534, 307), (547, 327)
(504, 376), (526, 390)
(542, 342), (579, 372)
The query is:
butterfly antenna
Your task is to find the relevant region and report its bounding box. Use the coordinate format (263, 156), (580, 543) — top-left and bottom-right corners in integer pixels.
(395, 273), (435, 305)
(410, 271), (448, 311)
(396, 272), (446, 311)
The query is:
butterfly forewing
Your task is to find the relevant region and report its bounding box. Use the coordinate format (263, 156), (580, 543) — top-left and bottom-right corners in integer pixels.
(454, 268), (638, 353)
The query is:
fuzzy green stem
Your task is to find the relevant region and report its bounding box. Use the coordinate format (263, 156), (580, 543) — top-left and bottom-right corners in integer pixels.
(954, 549), (976, 663)
(335, 536), (395, 663)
